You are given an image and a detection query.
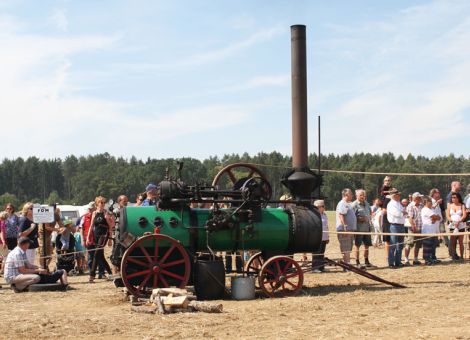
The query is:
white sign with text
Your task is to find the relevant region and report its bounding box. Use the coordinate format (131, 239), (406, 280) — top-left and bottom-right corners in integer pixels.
(32, 204), (55, 224)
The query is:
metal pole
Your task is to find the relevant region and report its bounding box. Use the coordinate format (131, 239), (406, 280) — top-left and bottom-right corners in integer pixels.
(42, 223), (47, 269)
(318, 115), (321, 198)
(291, 24), (308, 169)
(318, 115), (321, 173)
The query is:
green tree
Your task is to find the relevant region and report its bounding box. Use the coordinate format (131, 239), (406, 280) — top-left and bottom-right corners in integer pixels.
(0, 192), (20, 209)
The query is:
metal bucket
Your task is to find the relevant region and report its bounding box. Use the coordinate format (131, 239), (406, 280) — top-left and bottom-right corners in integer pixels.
(231, 276), (255, 300)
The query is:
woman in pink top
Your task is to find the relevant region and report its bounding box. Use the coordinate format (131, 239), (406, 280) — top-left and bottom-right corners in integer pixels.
(0, 211), (8, 272)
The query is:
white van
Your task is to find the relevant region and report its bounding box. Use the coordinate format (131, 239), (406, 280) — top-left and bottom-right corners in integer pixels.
(57, 205), (81, 224)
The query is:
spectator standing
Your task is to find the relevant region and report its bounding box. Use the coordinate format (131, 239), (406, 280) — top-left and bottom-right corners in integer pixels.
(404, 192), (424, 266)
(430, 188), (449, 254)
(336, 188), (357, 265)
(446, 181), (462, 204)
(80, 202), (104, 277)
(87, 196), (114, 282)
(401, 198), (410, 208)
(463, 184), (470, 207)
(386, 189), (407, 268)
(74, 226), (85, 274)
(378, 177), (392, 261)
(110, 194), (128, 275)
(0, 211), (7, 273)
(141, 183), (159, 206)
(312, 200), (329, 272)
(371, 198), (383, 247)
(5, 203), (19, 251)
(421, 196), (442, 265)
(464, 184), (470, 254)
(351, 189), (373, 268)
(447, 192), (467, 260)
(18, 202), (39, 265)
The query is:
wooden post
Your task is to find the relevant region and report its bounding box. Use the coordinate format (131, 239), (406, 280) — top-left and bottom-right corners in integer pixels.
(42, 223), (47, 269)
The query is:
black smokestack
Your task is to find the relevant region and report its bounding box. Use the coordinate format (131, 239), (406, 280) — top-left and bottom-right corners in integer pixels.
(290, 24), (308, 169)
(282, 25), (322, 201)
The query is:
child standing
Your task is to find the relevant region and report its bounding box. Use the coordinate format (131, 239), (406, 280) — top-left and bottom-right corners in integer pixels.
(421, 196), (442, 265)
(74, 226), (85, 274)
(59, 219), (73, 254)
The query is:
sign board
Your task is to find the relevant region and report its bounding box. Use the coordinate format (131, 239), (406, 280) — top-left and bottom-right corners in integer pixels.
(32, 204), (55, 224)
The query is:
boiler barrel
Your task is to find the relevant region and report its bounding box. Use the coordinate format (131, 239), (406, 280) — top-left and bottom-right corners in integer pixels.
(119, 206), (322, 253)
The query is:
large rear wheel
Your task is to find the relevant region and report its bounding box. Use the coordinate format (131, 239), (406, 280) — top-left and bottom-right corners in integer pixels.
(121, 234), (190, 297)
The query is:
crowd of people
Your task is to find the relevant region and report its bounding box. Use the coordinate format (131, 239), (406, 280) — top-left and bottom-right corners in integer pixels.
(0, 182), (162, 292)
(2, 177), (470, 292)
(331, 177), (470, 270)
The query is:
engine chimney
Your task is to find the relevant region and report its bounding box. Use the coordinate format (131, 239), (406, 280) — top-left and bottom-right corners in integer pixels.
(291, 25), (309, 169)
(282, 25), (322, 200)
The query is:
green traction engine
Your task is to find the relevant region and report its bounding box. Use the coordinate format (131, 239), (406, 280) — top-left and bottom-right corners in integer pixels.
(116, 162), (323, 298)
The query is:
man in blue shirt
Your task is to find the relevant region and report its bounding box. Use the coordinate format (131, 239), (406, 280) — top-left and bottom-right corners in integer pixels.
(141, 183), (159, 206)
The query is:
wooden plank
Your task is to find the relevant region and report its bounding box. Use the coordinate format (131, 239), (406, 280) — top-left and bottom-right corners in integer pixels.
(188, 301), (223, 313)
(162, 295), (189, 309)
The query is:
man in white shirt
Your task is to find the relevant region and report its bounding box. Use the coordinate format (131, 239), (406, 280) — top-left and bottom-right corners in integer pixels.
(386, 189), (407, 268)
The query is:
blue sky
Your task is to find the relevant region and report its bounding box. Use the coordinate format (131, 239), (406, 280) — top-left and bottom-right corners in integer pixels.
(1, 0), (469, 160)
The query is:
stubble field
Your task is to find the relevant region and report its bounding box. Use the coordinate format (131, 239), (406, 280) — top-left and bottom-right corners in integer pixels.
(1, 213), (470, 339)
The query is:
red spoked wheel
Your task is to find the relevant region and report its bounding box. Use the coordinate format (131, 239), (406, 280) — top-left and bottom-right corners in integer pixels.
(258, 256), (303, 297)
(121, 234), (190, 297)
(245, 252), (264, 288)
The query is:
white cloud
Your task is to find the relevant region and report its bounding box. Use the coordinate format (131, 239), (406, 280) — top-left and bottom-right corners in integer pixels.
(321, 0), (470, 156)
(114, 25), (285, 72)
(0, 13), (250, 159)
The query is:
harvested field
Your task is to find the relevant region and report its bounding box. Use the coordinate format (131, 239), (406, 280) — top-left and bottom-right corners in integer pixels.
(2, 216), (470, 339)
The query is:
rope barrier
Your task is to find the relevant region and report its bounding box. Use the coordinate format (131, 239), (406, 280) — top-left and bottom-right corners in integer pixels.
(326, 230), (470, 237)
(235, 162), (470, 177)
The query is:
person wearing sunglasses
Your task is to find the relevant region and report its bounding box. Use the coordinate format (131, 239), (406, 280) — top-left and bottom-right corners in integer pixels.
(18, 202), (39, 265)
(87, 196), (114, 282)
(4, 204), (19, 251)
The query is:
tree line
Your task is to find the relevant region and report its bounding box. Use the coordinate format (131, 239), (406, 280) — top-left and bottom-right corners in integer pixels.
(0, 152), (468, 210)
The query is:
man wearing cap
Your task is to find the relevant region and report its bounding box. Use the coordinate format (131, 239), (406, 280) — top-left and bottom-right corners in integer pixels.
(404, 192), (424, 266)
(386, 189), (407, 268)
(80, 202), (103, 277)
(4, 237), (46, 292)
(336, 188), (357, 264)
(141, 183), (159, 207)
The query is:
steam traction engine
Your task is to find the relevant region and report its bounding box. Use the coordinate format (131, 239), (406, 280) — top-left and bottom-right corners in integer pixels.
(116, 25), (322, 298)
(117, 162), (322, 298)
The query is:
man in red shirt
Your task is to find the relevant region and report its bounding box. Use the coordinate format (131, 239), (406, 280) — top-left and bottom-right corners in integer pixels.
(80, 202), (104, 277)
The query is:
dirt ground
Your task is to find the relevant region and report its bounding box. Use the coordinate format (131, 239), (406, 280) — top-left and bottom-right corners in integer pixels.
(2, 220), (470, 339)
